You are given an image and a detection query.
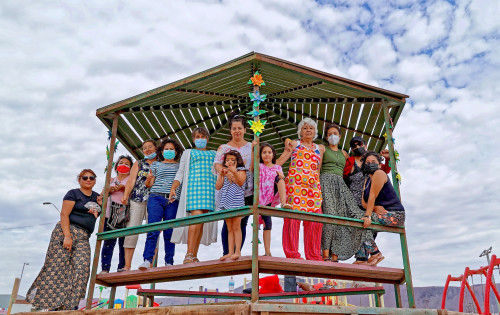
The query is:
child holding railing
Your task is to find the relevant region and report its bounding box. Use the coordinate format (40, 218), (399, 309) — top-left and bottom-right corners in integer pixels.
(258, 143), (291, 256)
(216, 150), (247, 261)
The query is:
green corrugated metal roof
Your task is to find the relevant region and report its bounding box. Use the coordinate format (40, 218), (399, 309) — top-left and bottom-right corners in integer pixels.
(97, 52), (407, 170)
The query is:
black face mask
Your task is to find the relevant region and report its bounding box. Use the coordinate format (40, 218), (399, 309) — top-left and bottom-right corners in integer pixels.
(364, 163), (379, 174)
(353, 146), (366, 156)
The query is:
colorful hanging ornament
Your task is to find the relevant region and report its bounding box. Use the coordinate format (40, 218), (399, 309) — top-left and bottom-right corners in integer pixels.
(394, 150), (400, 162)
(247, 108), (267, 117)
(248, 119), (267, 136)
(395, 172), (402, 183)
(249, 91), (267, 107)
(248, 71), (265, 86)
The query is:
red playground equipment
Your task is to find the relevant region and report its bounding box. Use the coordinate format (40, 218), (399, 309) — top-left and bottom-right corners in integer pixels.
(441, 254), (500, 314)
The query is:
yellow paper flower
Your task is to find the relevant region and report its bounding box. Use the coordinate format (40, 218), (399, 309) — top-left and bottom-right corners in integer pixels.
(249, 120), (266, 136)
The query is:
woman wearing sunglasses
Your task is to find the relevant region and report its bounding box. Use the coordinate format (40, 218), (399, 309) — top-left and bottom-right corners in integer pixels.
(27, 169), (101, 311)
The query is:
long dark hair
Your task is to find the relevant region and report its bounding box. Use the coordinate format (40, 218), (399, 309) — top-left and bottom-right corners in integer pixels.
(223, 150), (245, 168)
(159, 138), (184, 161)
(259, 142), (277, 164)
(360, 151), (383, 170)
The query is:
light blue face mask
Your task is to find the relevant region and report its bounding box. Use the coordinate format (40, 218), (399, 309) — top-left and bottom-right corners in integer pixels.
(194, 138), (208, 149)
(163, 150), (176, 160)
(144, 152), (157, 160)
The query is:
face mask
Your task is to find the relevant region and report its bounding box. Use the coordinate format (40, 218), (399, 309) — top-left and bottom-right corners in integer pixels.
(144, 152), (156, 160)
(116, 164), (130, 174)
(364, 162), (379, 174)
(163, 150), (176, 160)
(353, 146), (366, 156)
(328, 134), (340, 146)
(194, 138), (208, 149)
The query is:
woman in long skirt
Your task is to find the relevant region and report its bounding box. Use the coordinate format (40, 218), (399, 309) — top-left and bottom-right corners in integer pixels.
(26, 169), (101, 311)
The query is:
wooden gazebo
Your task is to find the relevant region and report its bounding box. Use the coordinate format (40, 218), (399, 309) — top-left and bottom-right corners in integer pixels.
(89, 52), (414, 312)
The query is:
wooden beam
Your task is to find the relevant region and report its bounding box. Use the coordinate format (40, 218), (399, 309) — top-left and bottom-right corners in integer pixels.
(175, 88), (246, 99)
(267, 103), (385, 142)
(86, 113), (119, 310)
(267, 81), (324, 97)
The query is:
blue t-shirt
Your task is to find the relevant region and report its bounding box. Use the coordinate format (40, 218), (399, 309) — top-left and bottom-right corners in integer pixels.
(150, 161), (180, 194)
(64, 188), (100, 234)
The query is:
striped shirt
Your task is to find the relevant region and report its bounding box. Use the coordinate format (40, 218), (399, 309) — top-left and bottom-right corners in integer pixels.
(150, 161), (180, 194)
(217, 167), (246, 211)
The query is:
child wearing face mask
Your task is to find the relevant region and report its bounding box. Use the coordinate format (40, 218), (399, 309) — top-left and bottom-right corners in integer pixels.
(98, 155), (134, 273)
(216, 150), (247, 261)
(139, 138), (183, 270)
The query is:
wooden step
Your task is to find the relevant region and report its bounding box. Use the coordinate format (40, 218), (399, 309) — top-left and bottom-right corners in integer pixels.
(96, 256), (405, 287)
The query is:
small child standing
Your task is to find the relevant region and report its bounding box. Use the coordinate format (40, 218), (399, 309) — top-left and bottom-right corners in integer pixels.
(259, 143), (291, 256)
(216, 150), (247, 261)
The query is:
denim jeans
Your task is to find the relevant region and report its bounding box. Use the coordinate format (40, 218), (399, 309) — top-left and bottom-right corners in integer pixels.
(143, 194), (178, 264)
(221, 195), (253, 255)
(101, 218), (125, 271)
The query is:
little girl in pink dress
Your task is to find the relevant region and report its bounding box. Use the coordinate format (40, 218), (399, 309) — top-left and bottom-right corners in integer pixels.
(259, 143), (291, 256)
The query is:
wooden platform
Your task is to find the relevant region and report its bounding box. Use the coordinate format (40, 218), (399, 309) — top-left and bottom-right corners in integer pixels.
(137, 286), (385, 301)
(15, 302), (477, 315)
(96, 256), (405, 287)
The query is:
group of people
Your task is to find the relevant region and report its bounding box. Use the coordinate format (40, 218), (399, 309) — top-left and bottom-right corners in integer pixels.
(26, 113), (405, 311)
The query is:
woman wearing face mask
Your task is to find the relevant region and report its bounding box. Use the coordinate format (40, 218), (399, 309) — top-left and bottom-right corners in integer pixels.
(169, 127), (218, 264)
(320, 124), (373, 263)
(121, 140), (158, 271)
(98, 155), (133, 273)
(138, 138), (183, 269)
(343, 136), (391, 209)
(354, 151), (405, 266)
(213, 112), (254, 257)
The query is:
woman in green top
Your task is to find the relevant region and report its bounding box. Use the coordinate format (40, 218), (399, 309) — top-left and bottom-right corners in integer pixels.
(320, 123), (373, 262)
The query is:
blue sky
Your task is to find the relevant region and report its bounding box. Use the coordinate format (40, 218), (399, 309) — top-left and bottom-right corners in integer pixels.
(0, 0), (499, 302)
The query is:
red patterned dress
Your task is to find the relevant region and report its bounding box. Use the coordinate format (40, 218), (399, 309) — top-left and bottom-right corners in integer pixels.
(282, 141), (323, 260)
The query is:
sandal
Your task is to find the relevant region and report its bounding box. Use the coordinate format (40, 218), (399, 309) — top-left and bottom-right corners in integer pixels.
(368, 253), (385, 266)
(323, 256), (332, 262)
(183, 253), (195, 264)
(192, 257), (200, 263)
(282, 204), (293, 209)
(353, 260), (370, 266)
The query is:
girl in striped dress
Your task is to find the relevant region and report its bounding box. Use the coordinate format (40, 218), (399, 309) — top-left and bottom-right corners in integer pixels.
(216, 150), (247, 261)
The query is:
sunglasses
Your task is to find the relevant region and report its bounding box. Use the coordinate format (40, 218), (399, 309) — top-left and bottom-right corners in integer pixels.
(351, 142), (365, 149)
(81, 176), (96, 181)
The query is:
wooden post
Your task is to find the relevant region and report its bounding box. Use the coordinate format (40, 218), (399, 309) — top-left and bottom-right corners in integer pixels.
(383, 103), (415, 308)
(394, 284), (402, 308)
(86, 113), (120, 309)
(251, 73), (261, 303)
(108, 286), (117, 309)
(382, 103), (400, 197)
(6, 278), (20, 315)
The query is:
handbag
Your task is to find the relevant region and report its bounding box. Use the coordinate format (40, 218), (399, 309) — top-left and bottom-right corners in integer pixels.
(107, 201), (130, 230)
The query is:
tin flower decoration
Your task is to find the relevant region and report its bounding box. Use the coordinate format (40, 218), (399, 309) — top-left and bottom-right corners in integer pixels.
(249, 91), (267, 107)
(395, 173), (402, 183)
(248, 71), (265, 86)
(247, 109), (267, 117)
(248, 119), (267, 136)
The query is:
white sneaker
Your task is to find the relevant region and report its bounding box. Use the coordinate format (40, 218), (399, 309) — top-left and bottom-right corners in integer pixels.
(165, 263), (173, 266)
(138, 260), (151, 270)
